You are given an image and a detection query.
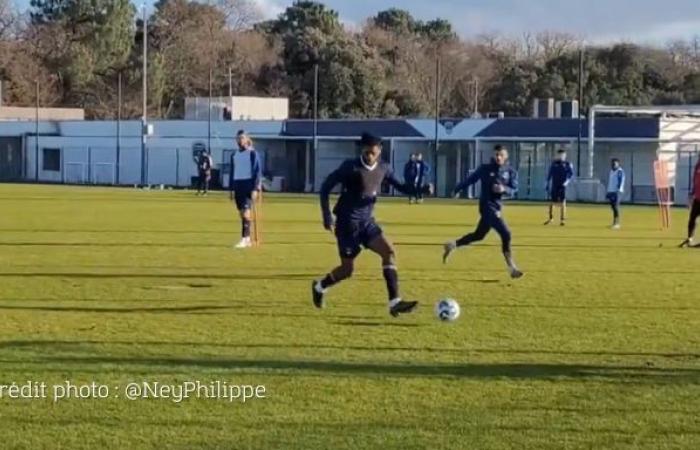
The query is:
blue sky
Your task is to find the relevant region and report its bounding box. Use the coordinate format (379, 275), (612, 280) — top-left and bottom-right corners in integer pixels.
(17, 0), (700, 44)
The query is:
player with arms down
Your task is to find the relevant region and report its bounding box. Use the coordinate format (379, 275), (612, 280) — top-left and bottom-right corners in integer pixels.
(312, 132), (432, 317)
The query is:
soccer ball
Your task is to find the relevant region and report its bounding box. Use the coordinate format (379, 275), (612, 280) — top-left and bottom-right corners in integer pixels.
(434, 298), (460, 322)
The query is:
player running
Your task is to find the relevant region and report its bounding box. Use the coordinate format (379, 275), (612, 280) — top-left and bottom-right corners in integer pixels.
(312, 132), (431, 317)
(228, 130), (262, 249)
(442, 145), (523, 279)
(544, 149), (574, 226)
(680, 158), (700, 248)
(606, 158), (625, 229)
(195, 147), (213, 196)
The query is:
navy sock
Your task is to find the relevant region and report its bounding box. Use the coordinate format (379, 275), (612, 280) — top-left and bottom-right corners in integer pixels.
(382, 265), (400, 301)
(242, 218), (251, 238)
(456, 233), (480, 247)
(320, 273), (338, 290)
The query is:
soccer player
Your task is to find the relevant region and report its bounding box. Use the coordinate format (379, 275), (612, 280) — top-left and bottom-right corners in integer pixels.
(544, 149), (574, 225)
(195, 148), (213, 195)
(442, 145), (523, 279)
(680, 158), (700, 248)
(312, 132), (430, 317)
(415, 153), (431, 204)
(228, 130), (262, 249)
(403, 153), (418, 204)
(606, 158), (625, 229)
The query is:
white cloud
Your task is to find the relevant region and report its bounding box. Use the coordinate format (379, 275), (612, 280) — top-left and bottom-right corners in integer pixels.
(590, 20), (700, 45)
(253, 0), (284, 20)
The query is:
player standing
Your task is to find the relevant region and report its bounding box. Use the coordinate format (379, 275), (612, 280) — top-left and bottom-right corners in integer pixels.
(606, 158), (625, 229)
(680, 158), (700, 248)
(415, 153), (431, 204)
(403, 153), (418, 204)
(312, 132), (430, 317)
(195, 148), (213, 196)
(229, 130), (262, 249)
(442, 145), (523, 279)
(544, 149), (574, 225)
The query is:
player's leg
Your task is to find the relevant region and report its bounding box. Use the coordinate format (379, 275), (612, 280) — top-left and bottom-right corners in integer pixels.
(204, 173), (210, 195)
(196, 171), (203, 194)
(685, 200), (700, 246)
(612, 194), (621, 228)
(560, 199), (567, 225)
(312, 220), (361, 308)
(544, 202), (554, 225)
(312, 256), (355, 309)
(365, 232), (418, 317)
(443, 215), (490, 263)
(234, 186), (254, 248)
(490, 214), (523, 278)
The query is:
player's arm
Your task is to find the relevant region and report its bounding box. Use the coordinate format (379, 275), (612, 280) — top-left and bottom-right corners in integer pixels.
(319, 162), (349, 230)
(564, 163), (574, 186)
(545, 163), (553, 191)
(453, 165), (483, 196)
(251, 151), (263, 191)
(617, 169), (625, 192)
(502, 168), (519, 197)
(691, 168), (696, 200)
(228, 153), (235, 199)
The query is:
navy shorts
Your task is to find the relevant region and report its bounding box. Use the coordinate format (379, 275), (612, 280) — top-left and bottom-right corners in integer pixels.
(335, 219), (383, 259)
(232, 180), (255, 211)
(606, 192), (620, 206)
(550, 186), (567, 203)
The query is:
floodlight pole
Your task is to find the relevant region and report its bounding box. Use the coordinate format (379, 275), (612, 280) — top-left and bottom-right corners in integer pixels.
(577, 48), (584, 177)
(117, 71), (122, 185)
(141, 3), (148, 186)
(35, 78), (39, 181)
(228, 67), (233, 98)
(208, 67), (212, 153)
(434, 55), (441, 192)
(313, 62), (319, 174)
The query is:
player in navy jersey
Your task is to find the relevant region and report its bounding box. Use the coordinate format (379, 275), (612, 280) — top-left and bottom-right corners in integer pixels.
(544, 149), (575, 226)
(443, 145), (524, 279)
(229, 130), (262, 249)
(312, 132), (431, 317)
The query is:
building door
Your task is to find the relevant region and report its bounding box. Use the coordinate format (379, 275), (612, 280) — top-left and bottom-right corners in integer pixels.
(0, 137), (22, 181)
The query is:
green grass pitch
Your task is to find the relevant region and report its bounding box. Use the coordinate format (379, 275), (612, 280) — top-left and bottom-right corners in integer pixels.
(0, 184), (698, 449)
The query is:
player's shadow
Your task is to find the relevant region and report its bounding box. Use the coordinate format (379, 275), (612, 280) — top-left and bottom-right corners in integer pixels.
(0, 305), (233, 314)
(0, 305), (329, 319)
(18, 354), (700, 383)
(331, 320), (422, 328)
(0, 272), (319, 281)
(0, 228), (233, 235)
(0, 242), (227, 248)
(4, 340), (699, 361)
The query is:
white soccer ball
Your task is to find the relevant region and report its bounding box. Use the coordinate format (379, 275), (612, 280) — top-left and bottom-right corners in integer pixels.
(434, 298), (460, 322)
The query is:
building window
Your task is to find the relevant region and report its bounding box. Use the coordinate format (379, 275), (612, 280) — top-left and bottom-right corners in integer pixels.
(43, 148), (61, 172)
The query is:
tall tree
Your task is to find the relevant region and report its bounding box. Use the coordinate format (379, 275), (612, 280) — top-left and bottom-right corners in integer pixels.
(29, 0), (136, 117)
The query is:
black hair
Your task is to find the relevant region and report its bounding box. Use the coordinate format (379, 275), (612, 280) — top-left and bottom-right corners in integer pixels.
(360, 132), (382, 147)
(494, 145), (506, 152)
(557, 149), (567, 154)
(236, 129), (246, 136)
(611, 158), (620, 164)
